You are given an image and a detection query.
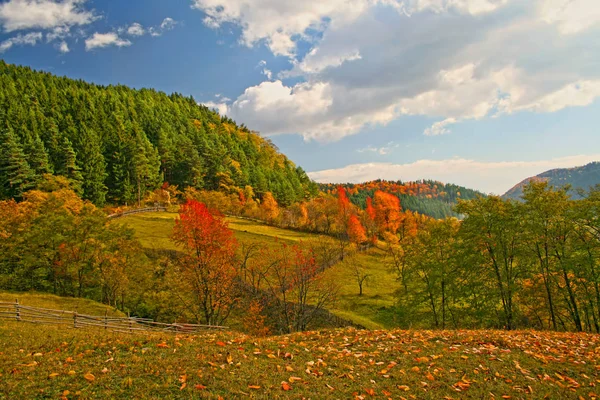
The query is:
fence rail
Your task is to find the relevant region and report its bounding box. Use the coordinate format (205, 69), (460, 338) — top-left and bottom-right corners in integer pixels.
(0, 300), (226, 334)
(107, 206), (167, 219)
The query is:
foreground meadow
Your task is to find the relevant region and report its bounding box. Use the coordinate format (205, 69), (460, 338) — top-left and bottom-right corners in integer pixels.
(1, 321), (599, 399)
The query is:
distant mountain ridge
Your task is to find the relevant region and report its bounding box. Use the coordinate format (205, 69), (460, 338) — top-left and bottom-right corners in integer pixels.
(503, 162), (600, 200)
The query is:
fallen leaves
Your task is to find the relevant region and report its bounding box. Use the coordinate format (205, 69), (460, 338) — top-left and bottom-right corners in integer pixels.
(83, 372), (95, 382)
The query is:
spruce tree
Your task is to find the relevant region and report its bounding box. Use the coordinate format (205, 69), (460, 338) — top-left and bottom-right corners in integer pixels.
(56, 136), (84, 195)
(0, 128), (35, 199)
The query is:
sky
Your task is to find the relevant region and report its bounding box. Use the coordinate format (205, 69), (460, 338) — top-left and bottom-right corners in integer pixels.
(0, 0), (599, 195)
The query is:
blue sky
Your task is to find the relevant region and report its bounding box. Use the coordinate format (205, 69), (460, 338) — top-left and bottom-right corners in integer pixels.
(0, 0), (599, 194)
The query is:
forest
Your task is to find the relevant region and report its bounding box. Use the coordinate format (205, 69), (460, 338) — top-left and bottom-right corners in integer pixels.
(319, 180), (485, 219)
(0, 61), (316, 207)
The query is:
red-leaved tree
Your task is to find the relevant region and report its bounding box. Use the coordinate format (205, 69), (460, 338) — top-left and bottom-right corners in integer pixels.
(172, 199), (238, 325)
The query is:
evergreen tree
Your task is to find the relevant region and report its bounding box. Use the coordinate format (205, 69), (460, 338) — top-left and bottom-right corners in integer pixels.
(0, 128), (35, 199)
(55, 136), (84, 195)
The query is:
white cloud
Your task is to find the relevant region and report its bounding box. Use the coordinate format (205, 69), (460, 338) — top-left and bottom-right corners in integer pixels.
(0, 0), (95, 32)
(148, 17), (178, 37)
(0, 31), (42, 52)
(57, 39), (68, 53)
(202, 101), (229, 116)
(424, 118), (457, 136)
(407, 0), (510, 15)
(191, 0), (370, 57)
(308, 155), (600, 194)
(194, 1), (600, 141)
(357, 142), (400, 155)
(127, 22), (144, 36)
(160, 17), (177, 30)
(85, 32), (131, 51)
(539, 0), (600, 34)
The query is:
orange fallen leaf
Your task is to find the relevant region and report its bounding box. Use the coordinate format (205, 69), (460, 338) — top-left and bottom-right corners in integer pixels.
(157, 343), (169, 348)
(216, 341), (226, 347)
(282, 381), (292, 391)
(84, 373), (95, 382)
(48, 373), (59, 379)
(195, 384), (207, 390)
(398, 385), (410, 391)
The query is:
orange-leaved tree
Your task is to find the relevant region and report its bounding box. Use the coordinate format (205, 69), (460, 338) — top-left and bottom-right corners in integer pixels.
(172, 199), (238, 325)
(372, 190), (402, 235)
(347, 214), (367, 245)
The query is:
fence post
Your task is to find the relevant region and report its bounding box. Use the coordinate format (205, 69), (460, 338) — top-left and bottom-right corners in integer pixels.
(104, 310), (108, 330)
(128, 312), (132, 333)
(73, 311), (78, 329)
(15, 299), (20, 322)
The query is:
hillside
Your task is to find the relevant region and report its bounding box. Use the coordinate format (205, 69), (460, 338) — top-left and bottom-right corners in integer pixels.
(503, 161), (600, 200)
(121, 211), (395, 330)
(320, 180), (486, 219)
(0, 62), (316, 206)
(1, 322), (598, 399)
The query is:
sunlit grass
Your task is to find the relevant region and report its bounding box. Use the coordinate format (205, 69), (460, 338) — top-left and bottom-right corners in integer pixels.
(0, 291), (124, 317)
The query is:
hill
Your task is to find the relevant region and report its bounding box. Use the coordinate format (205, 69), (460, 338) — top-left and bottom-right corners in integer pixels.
(121, 211), (396, 330)
(1, 322), (598, 399)
(0, 61), (316, 206)
(319, 180), (486, 219)
(503, 161), (600, 200)
(0, 291), (124, 317)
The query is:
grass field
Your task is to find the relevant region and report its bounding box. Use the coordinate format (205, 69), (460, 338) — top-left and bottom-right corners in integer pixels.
(322, 247), (399, 330)
(0, 291), (124, 317)
(1, 320), (598, 399)
(118, 212), (321, 251)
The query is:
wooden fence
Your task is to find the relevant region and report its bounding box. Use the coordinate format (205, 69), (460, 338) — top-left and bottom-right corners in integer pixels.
(0, 300), (226, 334)
(107, 206), (167, 219)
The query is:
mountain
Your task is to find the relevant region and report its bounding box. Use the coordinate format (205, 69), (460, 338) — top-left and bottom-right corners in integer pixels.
(319, 179), (486, 219)
(503, 162), (600, 200)
(0, 61), (317, 206)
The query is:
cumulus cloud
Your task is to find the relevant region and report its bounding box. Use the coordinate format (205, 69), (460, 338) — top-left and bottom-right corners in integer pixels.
(0, 31), (42, 52)
(192, 0), (600, 141)
(85, 32), (131, 50)
(57, 39), (68, 53)
(202, 101), (229, 116)
(0, 0), (95, 32)
(127, 22), (144, 36)
(308, 155), (600, 194)
(538, 0), (600, 34)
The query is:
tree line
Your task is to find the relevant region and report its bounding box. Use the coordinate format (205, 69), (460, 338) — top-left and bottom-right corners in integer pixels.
(392, 182), (600, 332)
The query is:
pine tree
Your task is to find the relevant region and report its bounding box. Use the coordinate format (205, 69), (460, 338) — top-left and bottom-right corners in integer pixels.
(77, 126), (108, 206)
(56, 136), (84, 195)
(0, 128), (35, 199)
(24, 133), (53, 179)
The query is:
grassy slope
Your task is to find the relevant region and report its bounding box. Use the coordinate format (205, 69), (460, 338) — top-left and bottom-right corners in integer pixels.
(0, 291), (125, 317)
(119, 212), (319, 250)
(1, 322), (598, 399)
(322, 247), (398, 330)
(120, 211), (397, 329)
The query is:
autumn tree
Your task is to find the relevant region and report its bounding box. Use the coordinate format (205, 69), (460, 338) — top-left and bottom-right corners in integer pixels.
(347, 214), (367, 245)
(372, 190), (402, 236)
(172, 199), (239, 325)
(261, 192), (280, 224)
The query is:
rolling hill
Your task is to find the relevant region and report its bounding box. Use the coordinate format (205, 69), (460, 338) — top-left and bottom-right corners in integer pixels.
(503, 161), (600, 200)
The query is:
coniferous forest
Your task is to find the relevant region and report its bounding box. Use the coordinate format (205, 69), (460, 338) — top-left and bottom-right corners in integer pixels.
(0, 61), (317, 206)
